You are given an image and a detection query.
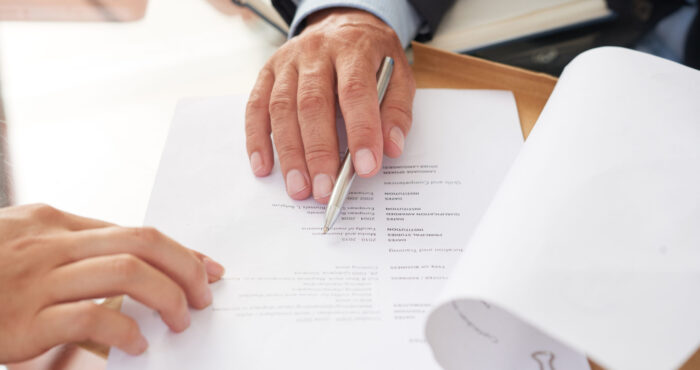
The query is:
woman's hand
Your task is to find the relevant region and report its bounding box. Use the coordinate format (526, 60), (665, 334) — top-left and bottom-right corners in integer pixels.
(0, 204), (225, 363)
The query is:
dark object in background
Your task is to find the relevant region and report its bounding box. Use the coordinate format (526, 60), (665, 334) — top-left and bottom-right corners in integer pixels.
(686, 8), (700, 68)
(468, 0), (697, 75)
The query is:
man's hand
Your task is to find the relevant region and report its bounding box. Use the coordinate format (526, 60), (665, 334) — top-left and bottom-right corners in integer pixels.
(245, 8), (415, 203)
(0, 204), (225, 363)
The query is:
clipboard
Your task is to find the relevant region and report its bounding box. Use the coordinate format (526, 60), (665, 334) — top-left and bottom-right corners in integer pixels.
(411, 42), (557, 140)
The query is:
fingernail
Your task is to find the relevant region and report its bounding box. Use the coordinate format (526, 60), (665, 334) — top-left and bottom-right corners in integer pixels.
(313, 174), (333, 200)
(389, 127), (405, 154)
(353, 148), (376, 176)
(134, 335), (148, 353)
(285, 169), (309, 197)
(203, 257), (225, 279)
(249, 152), (264, 176)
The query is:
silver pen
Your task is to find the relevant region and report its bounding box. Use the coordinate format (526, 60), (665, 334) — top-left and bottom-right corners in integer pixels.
(322, 56), (394, 234)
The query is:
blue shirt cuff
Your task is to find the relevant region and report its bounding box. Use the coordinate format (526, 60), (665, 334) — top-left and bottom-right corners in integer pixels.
(288, 0), (422, 48)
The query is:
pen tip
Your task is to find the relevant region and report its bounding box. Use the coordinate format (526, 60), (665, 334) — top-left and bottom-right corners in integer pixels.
(322, 226), (329, 234)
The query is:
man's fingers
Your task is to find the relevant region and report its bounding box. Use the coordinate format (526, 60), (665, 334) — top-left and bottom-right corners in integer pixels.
(35, 301), (147, 356)
(245, 66), (275, 177)
(46, 254), (191, 332)
(49, 226), (214, 309)
(269, 67), (312, 200)
(380, 58), (415, 158)
(297, 61), (339, 203)
(336, 55), (383, 178)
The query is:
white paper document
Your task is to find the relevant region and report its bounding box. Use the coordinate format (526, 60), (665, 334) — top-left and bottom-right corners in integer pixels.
(426, 48), (700, 370)
(107, 48), (700, 370)
(107, 89), (589, 369)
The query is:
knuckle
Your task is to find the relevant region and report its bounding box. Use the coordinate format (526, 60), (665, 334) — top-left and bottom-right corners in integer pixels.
(383, 102), (413, 128)
(336, 25), (365, 42)
(304, 142), (338, 165)
(297, 89), (329, 117)
(185, 258), (205, 284)
(245, 112), (271, 140)
(245, 123), (270, 142)
(274, 141), (303, 162)
(347, 123), (378, 141)
(73, 302), (100, 337)
(28, 203), (61, 222)
(131, 226), (163, 245)
(119, 319), (142, 347)
(300, 32), (324, 51)
(258, 66), (274, 81)
(383, 29), (401, 45)
(334, 21), (395, 49)
(246, 125), (270, 147)
(268, 96), (294, 118)
(246, 92), (267, 114)
(159, 286), (183, 317)
(340, 78), (371, 102)
(369, 21), (399, 42)
(170, 288), (188, 313)
(277, 39), (297, 56)
(110, 254), (143, 279)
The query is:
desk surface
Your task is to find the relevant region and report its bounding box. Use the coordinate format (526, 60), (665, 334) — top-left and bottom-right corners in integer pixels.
(0, 0), (283, 225)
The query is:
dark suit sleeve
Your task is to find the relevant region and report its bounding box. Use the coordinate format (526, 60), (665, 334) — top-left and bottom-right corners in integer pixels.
(407, 0), (455, 40)
(270, 0), (456, 41)
(271, 0), (296, 26)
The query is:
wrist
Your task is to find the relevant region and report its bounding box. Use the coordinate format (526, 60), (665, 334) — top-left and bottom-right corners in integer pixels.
(307, 7), (383, 27)
(304, 7), (394, 36)
(287, 0), (421, 48)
